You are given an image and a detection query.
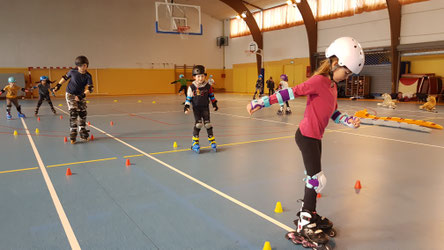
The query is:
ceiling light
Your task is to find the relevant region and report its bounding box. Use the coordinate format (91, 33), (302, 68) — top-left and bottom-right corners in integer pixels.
(241, 11), (247, 18)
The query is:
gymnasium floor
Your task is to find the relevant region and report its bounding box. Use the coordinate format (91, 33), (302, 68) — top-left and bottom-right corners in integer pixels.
(0, 93), (443, 250)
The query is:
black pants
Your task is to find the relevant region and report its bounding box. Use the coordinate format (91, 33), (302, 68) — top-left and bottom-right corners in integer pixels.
(268, 88), (275, 96)
(295, 128), (322, 212)
(193, 106), (213, 137)
(36, 94), (54, 110)
(179, 85), (187, 95)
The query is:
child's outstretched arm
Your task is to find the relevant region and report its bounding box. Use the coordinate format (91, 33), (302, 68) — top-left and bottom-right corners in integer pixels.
(331, 109), (360, 128)
(184, 86), (194, 114)
(209, 86), (218, 111)
(53, 77), (67, 92)
(247, 76), (319, 115)
(0, 87), (5, 95)
(170, 80), (178, 84)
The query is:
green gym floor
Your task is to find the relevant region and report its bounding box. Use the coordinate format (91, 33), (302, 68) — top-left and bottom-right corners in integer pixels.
(0, 93), (443, 250)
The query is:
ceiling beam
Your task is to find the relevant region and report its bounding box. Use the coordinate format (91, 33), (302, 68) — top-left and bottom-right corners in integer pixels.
(220, 0), (263, 75)
(295, 0), (317, 71)
(386, 0), (401, 93)
(242, 1), (263, 11)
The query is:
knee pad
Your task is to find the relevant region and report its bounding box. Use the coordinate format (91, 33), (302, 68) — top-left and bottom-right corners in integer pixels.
(303, 171), (327, 193)
(195, 122), (203, 129)
(204, 121), (212, 129)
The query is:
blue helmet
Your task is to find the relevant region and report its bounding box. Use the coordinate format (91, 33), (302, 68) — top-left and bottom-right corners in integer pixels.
(8, 77), (16, 83)
(179, 74), (184, 78)
(40, 76), (48, 81)
(209, 75), (213, 78)
(258, 74), (263, 79)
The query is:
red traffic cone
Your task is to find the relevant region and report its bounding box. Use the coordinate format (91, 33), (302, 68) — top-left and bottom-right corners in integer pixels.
(87, 121), (91, 126)
(110, 121), (114, 126)
(59, 115), (63, 120)
(125, 159), (131, 166)
(64, 137), (68, 143)
(90, 135), (94, 141)
(354, 180), (362, 189)
(66, 168), (72, 176)
(317, 193), (322, 198)
(37, 117), (40, 121)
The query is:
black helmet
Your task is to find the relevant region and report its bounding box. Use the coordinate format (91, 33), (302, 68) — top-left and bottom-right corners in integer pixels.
(192, 65), (207, 76)
(75, 56), (89, 67)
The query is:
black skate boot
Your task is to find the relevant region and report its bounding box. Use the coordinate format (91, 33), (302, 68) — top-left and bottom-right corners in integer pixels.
(286, 107), (292, 115)
(277, 106), (284, 115)
(34, 109), (39, 116)
(70, 129), (77, 144)
(285, 209), (330, 250)
(79, 127), (90, 141)
(313, 212), (336, 237)
(51, 108), (57, 114)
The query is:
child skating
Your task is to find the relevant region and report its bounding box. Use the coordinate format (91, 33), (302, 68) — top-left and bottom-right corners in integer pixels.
(247, 37), (364, 250)
(1, 77), (28, 119)
(252, 74), (264, 100)
(184, 65), (219, 154)
(276, 74), (292, 115)
(54, 56), (93, 144)
(31, 76), (57, 116)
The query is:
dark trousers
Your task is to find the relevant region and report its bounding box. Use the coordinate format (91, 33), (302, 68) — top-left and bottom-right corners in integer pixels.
(193, 106), (213, 137)
(36, 94), (54, 111)
(295, 128), (322, 212)
(268, 88), (275, 96)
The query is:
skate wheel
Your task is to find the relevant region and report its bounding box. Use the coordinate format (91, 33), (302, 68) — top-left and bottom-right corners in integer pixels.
(328, 228), (336, 238)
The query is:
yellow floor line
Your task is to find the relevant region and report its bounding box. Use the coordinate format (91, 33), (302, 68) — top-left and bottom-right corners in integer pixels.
(0, 167), (39, 174)
(46, 157), (118, 168)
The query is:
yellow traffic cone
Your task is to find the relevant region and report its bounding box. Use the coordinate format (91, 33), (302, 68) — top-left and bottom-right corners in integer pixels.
(274, 201), (283, 213)
(263, 241), (271, 250)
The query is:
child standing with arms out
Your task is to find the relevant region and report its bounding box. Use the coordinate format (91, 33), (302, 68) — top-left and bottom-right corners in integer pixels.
(184, 65), (219, 154)
(54, 56), (93, 144)
(31, 76), (57, 116)
(1, 77), (28, 119)
(247, 37), (364, 249)
(171, 74), (192, 96)
(276, 74), (292, 115)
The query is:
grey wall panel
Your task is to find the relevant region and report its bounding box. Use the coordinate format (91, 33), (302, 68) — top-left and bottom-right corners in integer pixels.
(360, 64), (392, 94)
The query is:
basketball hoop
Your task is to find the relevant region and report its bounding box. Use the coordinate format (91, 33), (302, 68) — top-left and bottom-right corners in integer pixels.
(177, 25), (191, 39)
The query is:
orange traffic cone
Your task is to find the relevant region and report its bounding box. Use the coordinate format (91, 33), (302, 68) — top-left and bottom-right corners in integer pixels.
(317, 193), (322, 198)
(37, 117), (40, 121)
(110, 121), (114, 126)
(64, 137), (68, 143)
(59, 115), (63, 120)
(66, 168), (72, 176)
(354, 180), (362, 189)
(87, 121), (91, 126)
(125, 159), (131, 166)
(90, 135), (94, 141)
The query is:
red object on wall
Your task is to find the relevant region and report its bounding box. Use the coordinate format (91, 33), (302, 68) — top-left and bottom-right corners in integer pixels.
(306, 66), (311, 78)
(221, 73), (226, 78)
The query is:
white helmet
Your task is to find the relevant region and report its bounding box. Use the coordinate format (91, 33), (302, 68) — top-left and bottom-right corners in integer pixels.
(325, 37), (365, 74)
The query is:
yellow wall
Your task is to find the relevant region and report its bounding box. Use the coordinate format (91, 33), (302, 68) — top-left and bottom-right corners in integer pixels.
(401, 54), (444, 78)
(0, 67), (230, 96)
(227, 57), (310, 93)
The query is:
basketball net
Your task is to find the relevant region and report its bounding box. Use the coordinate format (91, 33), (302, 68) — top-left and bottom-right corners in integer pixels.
(177, 26), (191, 40)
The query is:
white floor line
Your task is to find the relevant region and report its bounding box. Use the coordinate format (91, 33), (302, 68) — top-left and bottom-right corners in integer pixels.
(215, 112), (296, 125)
(55, 107), (294, 232)
(20, 118), (80, 250)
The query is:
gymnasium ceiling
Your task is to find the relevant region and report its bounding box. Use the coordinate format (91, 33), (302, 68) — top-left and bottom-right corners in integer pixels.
(175, 0), (289, 20)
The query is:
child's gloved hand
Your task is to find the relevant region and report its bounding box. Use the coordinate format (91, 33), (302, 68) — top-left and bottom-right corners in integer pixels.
(212, 101), (218, 111)
(184, 104), (190, 114)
